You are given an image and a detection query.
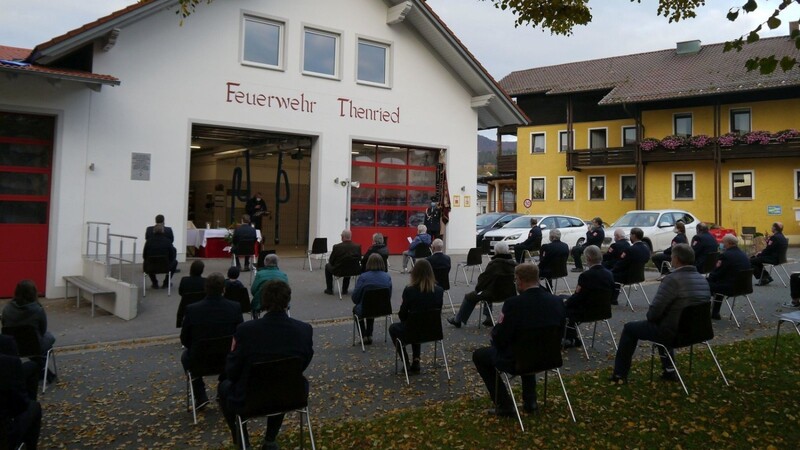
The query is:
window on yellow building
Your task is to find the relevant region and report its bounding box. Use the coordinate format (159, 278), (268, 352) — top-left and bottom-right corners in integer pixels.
(731, 171), (753, 200)
(559, 177), (574, 200)
(674, 113), (692, 137)
(501, 186), (515, 211)
(730, 109), (751, 134)
(621, 175), (636, 200)
(531, 177), (545, 200)
(589, 128), (607, 149)
(589, 176), (605, 200)
(673, 173), (694, 200)
(530, 133), (545, 153)
(559, 131), (572, 152)
(622, 126), (637, 146)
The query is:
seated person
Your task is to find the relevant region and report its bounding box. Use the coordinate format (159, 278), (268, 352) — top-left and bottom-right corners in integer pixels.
(707, 234), (750, 319)
(232, 214), (258, 271)
(352, 254), (393, 345)
(561, 246), (615, 348)
(611, 227), (651, 304)
(751, 221), (788, 286)
(251, 254), (289, 314)
(0, 335), (39, 401)
(426, 239), (451, 274)
(691, 222), (719, 273)
(651, 221), (687, 277)
(324, 230), (362, 296)
(180, 273), (242, 409)
(538, 229), (570, 293)
(602, 229), (630, 270)
(1, 280), (56, 382)
(402, 224), (433, 272)
(224, 266), (245, 292)
(145, 213), (174, 243)
(513, 218), (542, 263)
(571, 217), (605, 272)
(361, 232), (389, 272)
(447, 242), (517, 328)
(179, 260), (206, 296)
(142, 223), (178, 289)
(1, 351), (42, 450)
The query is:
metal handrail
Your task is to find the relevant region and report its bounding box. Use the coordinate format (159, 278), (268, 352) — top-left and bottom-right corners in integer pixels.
(107, 233), (138, 284)
(86, 222), (111, 261)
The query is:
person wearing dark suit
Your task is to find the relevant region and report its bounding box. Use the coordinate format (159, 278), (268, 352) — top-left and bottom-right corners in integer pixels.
(691, 222), (719, 273)
(244, 192), (269, 234)
(472, 263), (566, 416)
(561, 246), (615, 347)
(538, 229), (570, 292)
(602, 229), (630, 270)
(232, 214), (258, 271)
(389, 260), (444, 373)
(426, 238), (451, 273)
(178, 260), (206, 297)
(1, 280), (55, 381)
(324, 230), (362, 295)
(424, 199), (442, 240)
(218, 279), (313, 450)
(571, 217), (605, 271)
(180, 272), (242, 408)
(611, 244), (710, 383)
(651, 221), (688, 276)
(1, 352), (42, 450)
(448, 242), (516, 328)
(751, 222), (789, 286)
(360, 232), (389, 272)
(611, 227), (651, 304)
(352, 254), (392, 344)
(513, 218), (543, 263)
(145, 214), (174, 243)
(708, 234), (751, 320)
(142, 223), (178, 289)
(0, 335), (38, 401)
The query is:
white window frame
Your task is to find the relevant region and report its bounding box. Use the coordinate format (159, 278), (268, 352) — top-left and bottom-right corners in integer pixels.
(530, 132), (546, 154)
(241, 14), (286, 71)
(621, 126), (637, 146)
(673, 112), (693, 137)
(558, 130), (575, 152)
(729, 170), (755, 200)
(729, 107), (752, 134)
(588, 175), (606, 200)
(530, 177), (546, 201)
(588, 127), (608, 149)
(620, 174), (636, 200)
(558, 176), (575, 201)
(356, 36), (392, 88)
(301, 25), (342, 79)
(672, 172), (696, 200)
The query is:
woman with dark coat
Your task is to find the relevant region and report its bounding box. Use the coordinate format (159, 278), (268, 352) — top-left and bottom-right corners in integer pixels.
(2, 280), (55, 378)
(352, 254), (393, 344)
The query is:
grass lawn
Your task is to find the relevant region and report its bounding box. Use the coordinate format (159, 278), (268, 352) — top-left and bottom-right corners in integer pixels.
(273, 333), (799, 450)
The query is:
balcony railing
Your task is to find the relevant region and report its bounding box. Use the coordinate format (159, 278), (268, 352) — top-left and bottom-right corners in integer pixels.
(719, 138), (800, 160)
(566, 146), (636, 171)
(497, 154), (517, 173)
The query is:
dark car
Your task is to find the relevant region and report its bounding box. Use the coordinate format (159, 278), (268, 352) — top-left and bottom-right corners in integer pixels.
(475, 212), (521, 247)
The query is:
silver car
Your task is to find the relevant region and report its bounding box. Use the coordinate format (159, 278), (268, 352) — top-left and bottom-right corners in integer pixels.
(610, 209), (699, 251)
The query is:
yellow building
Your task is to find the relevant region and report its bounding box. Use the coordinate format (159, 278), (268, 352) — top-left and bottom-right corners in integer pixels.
(498, 34), (800, 241)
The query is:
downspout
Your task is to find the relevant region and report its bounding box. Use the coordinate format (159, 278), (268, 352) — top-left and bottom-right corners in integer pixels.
(714, 102), (721, 225)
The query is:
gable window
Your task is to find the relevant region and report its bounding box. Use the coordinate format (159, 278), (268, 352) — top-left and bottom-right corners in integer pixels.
(589, 128), (607, 149)
(730, 109), (751, 134)
(673, 172), (695, 200)
(242, 16), (284, 69)
(622, 126), (637, 146)
(589, 176), (605, 200)
(674, 113), (693, 137)
(530, 177), (545, 200)
(357, 38), (390, 86)
(730, 170), (754, 200)
(303, 28), (340, 78)
(530, 133), (545, 153)
(558, 131), (573, 152)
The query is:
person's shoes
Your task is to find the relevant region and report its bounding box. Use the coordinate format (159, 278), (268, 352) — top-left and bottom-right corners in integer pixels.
(261, 440), (280, 450)
(409, 359), (421, 374)
(363, 336), (373, 345)
(523, 403), (539, 414)
(486, 407), (514, 418)
(782, 301), (800, 308)
(608, 374), (627, 385)
(482, 318), (494, 327)
(660, 371), (680, 382)
(711, 313), (722, 320)
(447, 317), (462, 328)
(323, 289), (334, 295)
(571, 267), (583, 273)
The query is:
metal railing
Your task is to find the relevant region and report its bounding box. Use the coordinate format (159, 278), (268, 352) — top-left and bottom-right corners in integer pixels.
(107, 233), (138, 285)
(85, 222), (138, 285)
(86, 222), (111, 261)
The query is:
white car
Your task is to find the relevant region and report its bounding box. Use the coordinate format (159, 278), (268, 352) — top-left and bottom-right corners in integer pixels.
(609, 210), (700, 251)
(482, 214), (588, 255)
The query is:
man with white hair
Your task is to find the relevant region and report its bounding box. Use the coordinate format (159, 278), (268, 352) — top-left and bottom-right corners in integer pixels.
(448, 241), (517, 328)
(538, 229), (569, 293)
(561, 245), (615, 348)
(402, 224), (432, 272)
(324, 230), (362, 295)
(602, 229), (630, 270)
(707, 234), (750, 320)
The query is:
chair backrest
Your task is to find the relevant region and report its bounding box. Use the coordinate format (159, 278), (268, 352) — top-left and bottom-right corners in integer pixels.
(235, 239), (256, 257)
(144, 254), (171, 274)
(529, 236), (543, 252)
(570, 288), (613, 323)
(310, 238), (328, 255)
(1, 325), (41, 358)
(188, 334), (233, 378)
(361, 288), (393, 318)
(224, 285), (252, 314)
(778, 245), (788, 265)
(334, 254), (363, 277)
(700, 251), (720, 274)
(176, 291), (207, 328)
(402, 308), (444, 345)
(466, 247), (483, 266)
(489, 273), (517, 303)
(625, 260), (647, 284)
(238, 357), (308, 418)
(671, 300), (714, 347)
(480, 239), (491, 255)
(731, 268), (754, 296)
(433, 267), (451, 291)
(413, 243), (432, 258)
(549, 255), (569, 278)
(510, 325), (564, 375)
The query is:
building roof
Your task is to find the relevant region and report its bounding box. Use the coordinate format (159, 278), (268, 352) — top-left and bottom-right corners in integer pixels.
(0, 45), (119, 88)
(17, 0), (526, 128)
(500, 36), (800, 105)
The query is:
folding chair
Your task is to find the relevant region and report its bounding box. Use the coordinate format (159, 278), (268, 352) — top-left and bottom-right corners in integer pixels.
(477, 273), (517, 328)
(333, 255), (362, 300)
(543, 255), (572, 295)
(394, 308), (451, 385)
(2, 325), (58, 394)
(433, 267), (456, 315)
(722, 268), (760, 328)
(234, 357), (316, 450)
(303, 238), (328, 272)
(143, 254), (172, 297)
(699, 251), (719, 277)
(773, 310), (800, 356)
(352, 288), (393, 352)
(176, 292), (206, 328)
(762, 246), (790, 287)
(454, 247), (483, 286)
(224, 285), (252, 318)
(648, 300), (729, 395)
(185, 335), (232, 424)
(564, 289), (617, 360)
(232, 239), (257, 284)
(495, 325), (576, 431)
(409, 243), (432, 269)
(616, 261), (649, 312)
(519, 237), (542, 263)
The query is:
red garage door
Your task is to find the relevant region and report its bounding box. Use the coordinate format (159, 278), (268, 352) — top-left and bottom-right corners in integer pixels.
(0, 112), (54, 297)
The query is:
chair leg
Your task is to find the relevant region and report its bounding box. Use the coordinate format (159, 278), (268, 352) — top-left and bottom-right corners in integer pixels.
(620, 285), (636, 312)
(605, 320), (618, 350)
(304, 407), (317, 450)
(236, 416), (248, 450)
(445, 290), (456, 315)
(335, 278), (343, 300)
(639, 283), (650, 305)
(142, 274), (147, 298)
(42, 348), (53, 394)
(554, 368), (576, 422)
(497, 371), (524, 431)
(744, 294), (761, 324)
(575, 323), (590, 360)
(771, 264), (788, 287)
(453, 264), (463, 286)
(439, 340), (451, 380)
(396, 339), (410, 385)
(187, 371), (198, 424)
(724, 297), (741, 328)
(353, 315), (365, 352)
(703, 342), (729, 386)
(562, 277), (572, 295)
(652, 343), (688, 395)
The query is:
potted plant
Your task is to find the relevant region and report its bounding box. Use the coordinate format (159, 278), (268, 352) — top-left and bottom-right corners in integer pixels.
(639, 137), (660, 151)
(659, 135), (687, 150)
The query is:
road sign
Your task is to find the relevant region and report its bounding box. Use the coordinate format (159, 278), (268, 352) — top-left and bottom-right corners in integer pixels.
(523, 198), (532, 209)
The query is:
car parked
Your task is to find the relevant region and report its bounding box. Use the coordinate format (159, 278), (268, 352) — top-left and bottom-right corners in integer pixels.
(475, 212), (521, 247)
(609, 209), (699, 252)
(482, 214), (587, 254)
